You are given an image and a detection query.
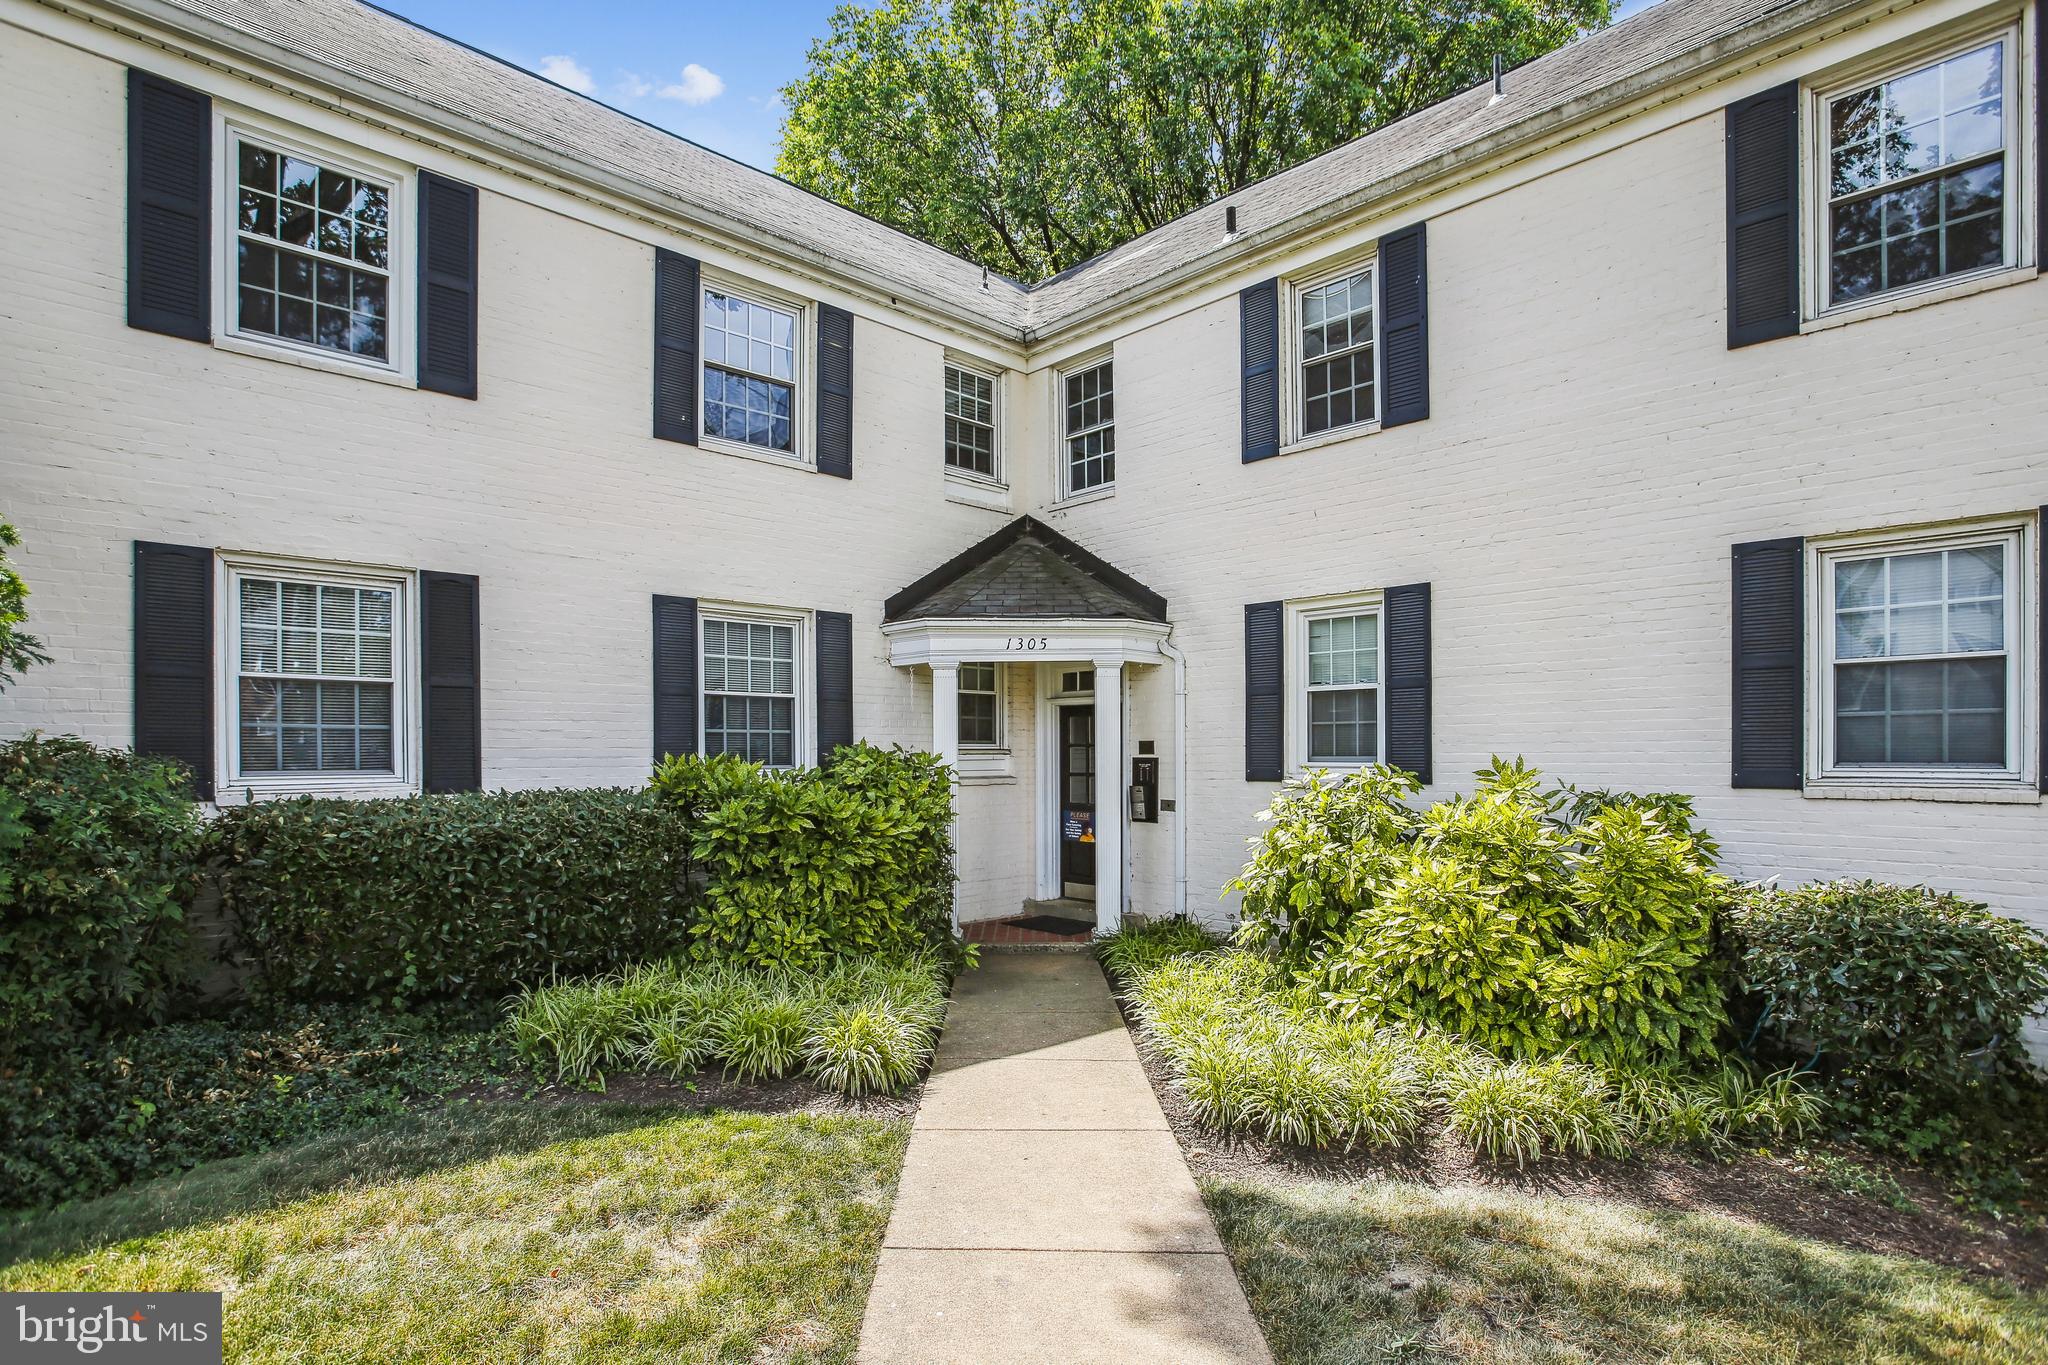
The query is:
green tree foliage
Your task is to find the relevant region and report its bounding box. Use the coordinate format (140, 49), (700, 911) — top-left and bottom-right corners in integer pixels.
(0, 520), (52, 690)
(778, 0), (1611, 280)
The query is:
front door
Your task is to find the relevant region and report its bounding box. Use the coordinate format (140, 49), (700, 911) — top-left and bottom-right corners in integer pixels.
(1059, 704), (1096, 898)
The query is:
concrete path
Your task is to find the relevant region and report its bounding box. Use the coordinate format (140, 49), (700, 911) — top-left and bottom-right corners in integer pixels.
(857, 952), (1272, 1364)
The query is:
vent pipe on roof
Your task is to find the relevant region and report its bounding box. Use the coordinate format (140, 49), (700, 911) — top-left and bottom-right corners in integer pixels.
(1491, 54), (1505, 100)
(1225, 205), (1237, 236)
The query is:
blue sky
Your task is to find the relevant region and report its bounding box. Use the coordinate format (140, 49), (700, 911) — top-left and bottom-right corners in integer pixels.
(379, 0), (1666, 174)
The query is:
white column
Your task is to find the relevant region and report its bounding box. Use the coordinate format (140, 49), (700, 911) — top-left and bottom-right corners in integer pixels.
(930, 662), (961, 930)
(1092, 658), (1124, 934)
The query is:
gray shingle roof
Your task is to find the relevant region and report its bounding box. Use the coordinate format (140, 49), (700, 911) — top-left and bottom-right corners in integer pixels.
(103, 0), (1853, 338)
(885, 518), (1167, 622)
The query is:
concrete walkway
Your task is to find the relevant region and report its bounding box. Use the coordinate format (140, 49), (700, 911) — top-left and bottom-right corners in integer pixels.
(857, 952), (1272, 1364)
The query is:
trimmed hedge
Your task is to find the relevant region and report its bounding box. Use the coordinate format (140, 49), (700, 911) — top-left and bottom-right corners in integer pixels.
(653, 743), (956, 972)
(215, 788), (690, 1006)
(1725, 880), (2048, 1089)
(0, 735), (205, 1062)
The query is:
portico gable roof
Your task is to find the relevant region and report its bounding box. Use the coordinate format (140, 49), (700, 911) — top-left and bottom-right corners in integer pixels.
(883, 517), (1166, 624)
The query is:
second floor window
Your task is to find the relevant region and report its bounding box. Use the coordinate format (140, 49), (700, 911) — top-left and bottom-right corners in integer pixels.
(703, 289), (797, 454)
(1063, 358), (1115, 495)
(1299, 267), (1376, 436)
(1824, 36), (2013, 307)
(945, 364), (998, 480)
(233, 137), (392, 362)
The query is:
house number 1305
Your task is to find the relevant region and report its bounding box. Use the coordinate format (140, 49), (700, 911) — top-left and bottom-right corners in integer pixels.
(1005, 636), (1049, 651)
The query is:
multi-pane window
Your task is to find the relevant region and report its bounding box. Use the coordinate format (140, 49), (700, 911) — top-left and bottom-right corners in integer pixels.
(702, 617), (797, 765)
(1828, 540), (2011, 769)
(235, 575), (396, 776)
(958, 662), (1001, 747)
(1063, 360), (1115, 494)
(234, 138), (392, 361)
(1299, 268), (1376, 436)
(945, 365), (998, 480)
(1826, 38), (2010, 306)
(1305, 611), (1379, 764)
(702, 290), (797, 453)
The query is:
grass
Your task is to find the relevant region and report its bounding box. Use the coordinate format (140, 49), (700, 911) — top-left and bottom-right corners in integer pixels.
(1205, 1175), (2048, 1364)
(509, 957), (948, 1095)
(0, 1102), (909, 1363)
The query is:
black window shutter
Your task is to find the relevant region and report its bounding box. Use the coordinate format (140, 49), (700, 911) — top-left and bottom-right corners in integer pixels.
(816, 610), (853, 762)
(1240, 278), (1280, 462)
(1245, 601), (1283, 781)
(133, 541), (214, 800)
(1725, 82), (1800, 348)
(1731, 538), (1804, 789)
(417, 171), (479, 398)
(653, 595), (699, 764)
(1383, 582), (1433, 784)
(420, 571), (482, 792)
(653, 249), (700, 444)
(126, 70), (211, 342)
(2038, 505), (2046, 794)
(817, 303), (854, 479)
(1377, 223), (1430, 427)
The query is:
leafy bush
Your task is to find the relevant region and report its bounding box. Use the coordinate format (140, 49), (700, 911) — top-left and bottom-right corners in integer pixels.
(214, 787), (691, 1007)
(0, 1002), (512, 1210)
(653, 743), (956, 972)
(0, 735), (206, 1062)
(0, 519), (51, 689)
(1232, 758), (1728, 1069)
(1724, 880), (2048, 1089)
(507, 956), (948, 1096)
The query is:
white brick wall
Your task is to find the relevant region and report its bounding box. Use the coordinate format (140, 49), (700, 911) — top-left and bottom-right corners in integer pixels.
(2, 3), (2044, 963)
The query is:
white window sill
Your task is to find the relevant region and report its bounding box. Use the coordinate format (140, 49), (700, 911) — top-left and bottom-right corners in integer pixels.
(1278, 420), (1382, 460)
(1052, 485), (1116, 511)
(215, 332), (415, 388)
(215, 779), (422, 805)
(959, 749), (1013, 781)
(1803, 779), (2040, 805)
(944, 474), (1011, 511)
(700, 434), (815, 472)
(1803, 264), (2038, 336)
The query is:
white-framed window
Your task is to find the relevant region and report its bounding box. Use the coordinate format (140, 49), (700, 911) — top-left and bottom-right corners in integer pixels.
(958, 661), (1003, 748)
(223, 124), (404, 371)
(1285, 593), (1384, 770)
(701, 608), (806, 766)
(219, 555), (416, 797)
(1060, 356), (1115, 497)
(701, 282), (803, 460)
(1292, 264), (1378, 439)
(944, 362), (1000, 483)
(1811, 25), (2027, 313)
(1810, 516), (2036, 790)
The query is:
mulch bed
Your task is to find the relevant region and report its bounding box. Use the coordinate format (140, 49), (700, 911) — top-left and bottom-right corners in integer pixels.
(1116, 997), (2048, 1289)
(454, 1067), (923, 1121)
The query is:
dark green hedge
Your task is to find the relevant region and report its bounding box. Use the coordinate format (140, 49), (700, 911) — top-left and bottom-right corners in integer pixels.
(214, 788), (691, 1006)
(0, 735), (205, 1062)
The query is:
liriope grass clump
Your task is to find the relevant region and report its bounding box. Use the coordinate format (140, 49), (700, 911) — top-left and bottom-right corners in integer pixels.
(506, 954), (948, 1095)
(1117, 929), (1817, 1165)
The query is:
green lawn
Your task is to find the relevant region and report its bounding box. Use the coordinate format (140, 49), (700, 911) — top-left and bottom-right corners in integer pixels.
(1, 1103), (908, 1363)
(1205, 1176), (2048, 1364)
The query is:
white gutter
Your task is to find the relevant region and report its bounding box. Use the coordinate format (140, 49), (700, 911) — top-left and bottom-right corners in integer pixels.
(1157, 634), (1189, 922)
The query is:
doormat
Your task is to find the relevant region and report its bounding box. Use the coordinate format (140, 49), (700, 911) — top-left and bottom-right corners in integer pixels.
(1009, 914), (1095, 936)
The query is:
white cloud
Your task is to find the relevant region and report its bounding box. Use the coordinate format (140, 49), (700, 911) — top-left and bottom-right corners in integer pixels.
(616, 72), (653, 100)
(537, 54), (594, 94)
(659, 63), (725, 106)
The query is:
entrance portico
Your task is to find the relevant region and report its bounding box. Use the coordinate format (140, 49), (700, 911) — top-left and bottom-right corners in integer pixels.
(881, 518), (1171, 935)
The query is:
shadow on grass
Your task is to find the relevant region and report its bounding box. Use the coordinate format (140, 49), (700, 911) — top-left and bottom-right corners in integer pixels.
(1204, 1176), (2048, 1365)
(0, 1101), (679, 1269)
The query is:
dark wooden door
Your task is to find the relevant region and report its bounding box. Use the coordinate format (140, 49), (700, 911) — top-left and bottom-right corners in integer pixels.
(1060, 705), (1096, 890)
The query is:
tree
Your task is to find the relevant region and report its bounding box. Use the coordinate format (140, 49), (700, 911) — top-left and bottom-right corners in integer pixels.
(778, 0), (1610, 282)
(0, 521), (51, 690)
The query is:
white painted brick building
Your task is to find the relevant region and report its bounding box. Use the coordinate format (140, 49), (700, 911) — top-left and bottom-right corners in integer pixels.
(1, 0), (2042, 956)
